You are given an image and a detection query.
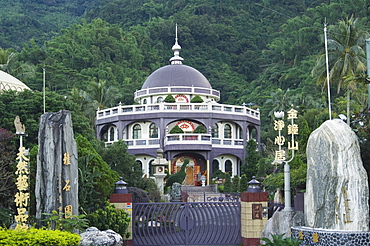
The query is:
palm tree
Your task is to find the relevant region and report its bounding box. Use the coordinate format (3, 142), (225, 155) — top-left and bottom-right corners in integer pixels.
(0, 47), (35, 80)
(86, 79), (119, 110)
(311, 16), (369, 123)
(265, 88), (292, 117)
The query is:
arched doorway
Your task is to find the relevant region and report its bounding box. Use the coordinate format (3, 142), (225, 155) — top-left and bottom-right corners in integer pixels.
(172, 154), (206, 186)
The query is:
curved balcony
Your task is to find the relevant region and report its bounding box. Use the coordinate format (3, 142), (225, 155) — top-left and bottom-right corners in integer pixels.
(97, 102), (260, 121)
(105, 134), (245, 150)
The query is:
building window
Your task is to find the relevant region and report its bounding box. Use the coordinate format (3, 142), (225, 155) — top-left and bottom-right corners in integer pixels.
(237, 125), (242, 139)
(149, 123), (158, 138)
(143, 99), (147, 104)
(212, 124), (219, 138)
(136, 160), (143, 174)
(224, 124), (231, 139)
(157, 97), (163, 103)
(133, 124), (141, 139)
(225, 160), (232, 175)
(149, 159), (154, 176)
(108, 126), (116, 141)
(212, 159), (219, 174)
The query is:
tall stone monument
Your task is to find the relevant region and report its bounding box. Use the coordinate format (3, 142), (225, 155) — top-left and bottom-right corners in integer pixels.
(305, 119), (369, 231)
(35, 110), (78, 221)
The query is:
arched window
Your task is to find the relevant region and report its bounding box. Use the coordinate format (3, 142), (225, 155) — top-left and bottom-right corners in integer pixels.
(212, 159), (219, 174)
(212, 124), (219, 138)
(136, 160), (143, 173)
(225, 160), (232, 175)
(237, 125), (242, 139)
(224, 124), (232, 139)
(149, 123), (158, 138)
(149, 159), (154, 176)
(157, 97), (163, 103)
(133, 124), (141, 139)
(143, 99), (147, 104)
(109, 127), (115, 141)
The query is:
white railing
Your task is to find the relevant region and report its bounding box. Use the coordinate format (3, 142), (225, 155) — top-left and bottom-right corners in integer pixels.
(97, 103), (260, 120)
(134, 86), (221, 99)
(105, 135), (244, 148)
(164, 134), (212, 146)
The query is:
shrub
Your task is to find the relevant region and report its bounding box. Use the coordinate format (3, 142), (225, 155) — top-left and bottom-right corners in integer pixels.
(86, 202), (130, 238)
(42, 210), (89, 232)
(164, 95), (175, 103)
(260, 234), (302, 246)
(190, 95), (204, 103)
(239, 174), (249, 192)
(193, 125), (207, 133)
(212, 169), (226, 179)
(217, 185), (224, 193)
(223, 173), (232, 193)
(169, 125), (184, 134)
(231, 175), (240, 193)
(0, 227), (80, 246)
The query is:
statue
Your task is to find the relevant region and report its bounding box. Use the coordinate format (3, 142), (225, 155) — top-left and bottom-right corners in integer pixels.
(14, 116), (25, 133)
(170, 182), (182, 202)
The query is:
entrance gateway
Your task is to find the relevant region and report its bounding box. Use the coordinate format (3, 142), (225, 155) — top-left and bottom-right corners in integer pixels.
(132, 201), (241, 245)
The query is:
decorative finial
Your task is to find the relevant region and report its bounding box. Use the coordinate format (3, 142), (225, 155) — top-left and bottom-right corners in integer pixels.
(170, 23), (184, 64)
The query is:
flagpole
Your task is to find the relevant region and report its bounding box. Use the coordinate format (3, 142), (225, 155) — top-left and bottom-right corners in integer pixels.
(43, 67), (46, 114)
(324, 21), (332, 120)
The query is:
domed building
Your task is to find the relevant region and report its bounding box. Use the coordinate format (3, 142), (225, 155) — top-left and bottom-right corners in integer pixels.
(96, 32), (260, 185)
(0, 70), (30, 92)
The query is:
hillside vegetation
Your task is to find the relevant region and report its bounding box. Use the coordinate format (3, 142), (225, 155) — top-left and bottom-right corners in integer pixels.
(1, 0), (370, 194)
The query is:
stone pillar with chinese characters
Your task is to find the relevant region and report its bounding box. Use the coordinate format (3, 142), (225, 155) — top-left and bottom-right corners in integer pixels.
(14, 116), (30, 229)
(240, 192), (269, 246)
(35, 110), (78, 223)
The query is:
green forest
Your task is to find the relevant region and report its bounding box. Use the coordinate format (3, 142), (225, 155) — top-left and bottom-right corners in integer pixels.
(1, 0), (370, 226)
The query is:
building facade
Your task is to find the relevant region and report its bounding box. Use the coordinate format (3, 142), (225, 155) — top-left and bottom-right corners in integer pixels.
(96, 34), (260, 185)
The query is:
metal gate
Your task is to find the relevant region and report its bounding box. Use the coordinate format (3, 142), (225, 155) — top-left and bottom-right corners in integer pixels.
(132, 202), (241, 245)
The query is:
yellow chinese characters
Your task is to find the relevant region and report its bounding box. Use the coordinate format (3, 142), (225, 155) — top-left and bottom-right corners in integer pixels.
(14, 146), (30, 230)
(63, 152), (71, 165)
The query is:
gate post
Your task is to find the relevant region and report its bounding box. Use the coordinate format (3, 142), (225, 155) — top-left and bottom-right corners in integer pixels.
(240, 192), (268, 246)
(110, 190), (133, 245)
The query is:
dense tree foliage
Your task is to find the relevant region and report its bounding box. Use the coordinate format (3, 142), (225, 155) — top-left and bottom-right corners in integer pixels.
(1, 0), (370, 205)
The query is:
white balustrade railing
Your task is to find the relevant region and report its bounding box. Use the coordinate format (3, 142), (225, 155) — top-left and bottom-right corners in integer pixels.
(97, 103), (259, 120)
(105, 135), (244, 148)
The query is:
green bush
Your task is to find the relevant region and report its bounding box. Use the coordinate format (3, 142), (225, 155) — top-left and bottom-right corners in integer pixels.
(87, 202), (130, 239)
(0, 227), (80, 246)
(223, 173), (232, 193)
(42, 210), (89, 232)
(231, 175), (240, 193)
(190, 95), (204, 103)
(164, 94), (175, 103)
(169, 125), (184, 134)
(193, 124), (207, 133)
(212, 169), (226, 179)
(217, 185), (224, 193)
(260, 234), (302, 246)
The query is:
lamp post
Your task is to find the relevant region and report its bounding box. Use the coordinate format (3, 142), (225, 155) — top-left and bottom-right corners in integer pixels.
(152, 149), (168, 195)
(247, 176), (261, 193)
(114, 177), (128, 194)
(273, 109), (298, 212)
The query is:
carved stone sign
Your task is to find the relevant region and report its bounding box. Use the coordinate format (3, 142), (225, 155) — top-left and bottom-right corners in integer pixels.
(252, 203), (263, 220)
(35, 110), (78, 221)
